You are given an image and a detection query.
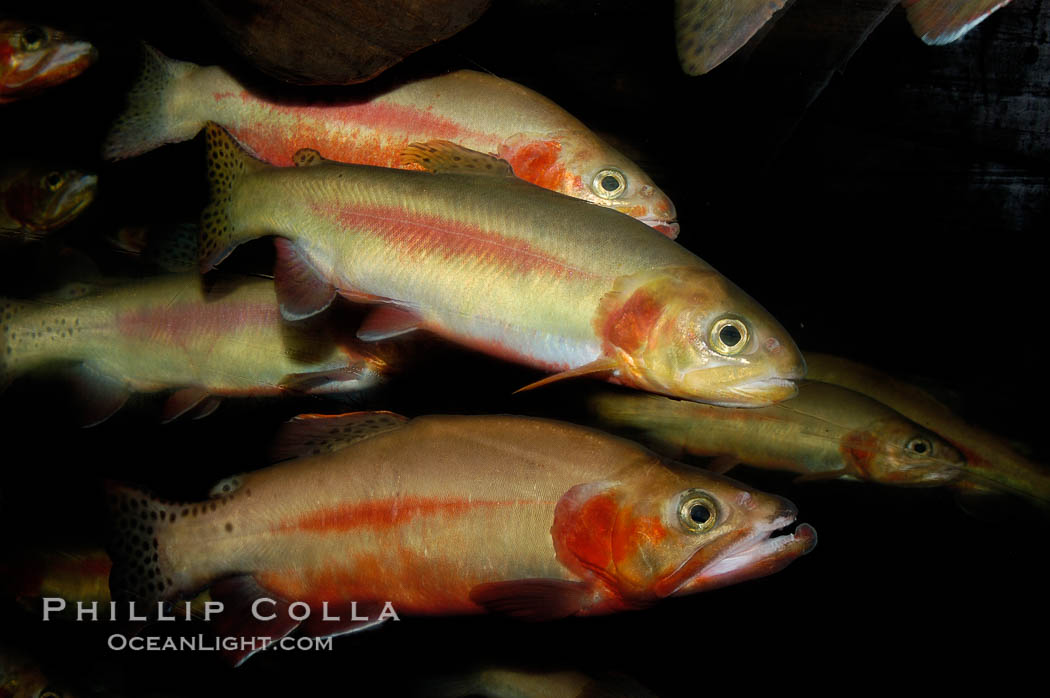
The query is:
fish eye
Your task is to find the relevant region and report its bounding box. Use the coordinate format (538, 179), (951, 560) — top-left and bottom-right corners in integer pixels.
(709, 317), (749, 356)
(905, 437), (932, 456)
(592, 168), (626, 199)
(19, 25), (49, 51)
(678, 489), (719, 533)
(43, 172), (65, 191)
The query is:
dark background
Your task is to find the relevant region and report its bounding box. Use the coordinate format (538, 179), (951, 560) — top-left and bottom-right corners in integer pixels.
(1, 0), (1047, 694)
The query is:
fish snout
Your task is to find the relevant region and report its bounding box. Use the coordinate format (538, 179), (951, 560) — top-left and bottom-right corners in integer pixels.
(766, 495), (798, 529)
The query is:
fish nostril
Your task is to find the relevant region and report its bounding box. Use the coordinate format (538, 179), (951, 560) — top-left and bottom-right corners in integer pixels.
(639, 184), (653, 198)
(771, 496), (797, 523)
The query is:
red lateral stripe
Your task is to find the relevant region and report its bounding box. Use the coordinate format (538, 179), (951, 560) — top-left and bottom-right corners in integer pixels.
(320, 202), (599, 280)
(115, 301), (279, 344)
(278, 496), (518, 534)
(217, 92), (488, 167)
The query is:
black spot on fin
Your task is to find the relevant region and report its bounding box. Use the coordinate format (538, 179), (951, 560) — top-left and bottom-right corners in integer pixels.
(274, 238), (336, 321)
(468, 579), (590, 621)
(270, 411), (408, 462)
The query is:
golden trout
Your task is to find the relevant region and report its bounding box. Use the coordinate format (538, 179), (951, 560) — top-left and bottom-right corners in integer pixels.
(805, 353), (1050, 507)
(0, 21), (96, 104)
(103, 45), (678, 236)
(199, 125), (804, 407)
(106, 412), (816, 666)
(0, 165), (96, 240)
(592, 382), (965, 486)
(0, 273), (389, 425)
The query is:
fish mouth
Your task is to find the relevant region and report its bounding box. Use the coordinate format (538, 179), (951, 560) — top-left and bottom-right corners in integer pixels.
(676, 518), (817, 595)
(718, 377), (800, 407)
(638, 216), (680, 239)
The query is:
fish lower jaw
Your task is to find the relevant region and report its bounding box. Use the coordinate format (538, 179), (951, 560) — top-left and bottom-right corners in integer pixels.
(713, 378), (799, 407)
(702, 523), (817, 579)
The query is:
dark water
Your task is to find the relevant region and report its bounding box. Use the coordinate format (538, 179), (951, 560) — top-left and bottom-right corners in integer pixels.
(2, 0), (1048, 695)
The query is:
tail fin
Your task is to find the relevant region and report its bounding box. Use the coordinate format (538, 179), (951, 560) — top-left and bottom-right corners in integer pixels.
(200, 122), (267, 271)
(104, 482), (188, 606)
(102, 43), (202, 160)
(903, 0), (1013, 45)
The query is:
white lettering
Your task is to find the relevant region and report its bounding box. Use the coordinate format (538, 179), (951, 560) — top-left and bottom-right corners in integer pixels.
(42, 598), (66, 621)
(322, 601), (338, 621)
(157, 602), (175, 621)
(203, 601), (224, 621)
(378, 601), (400, 621)
(288, 601), (310, 621)
(107, 634), (127, 650)
(350, 601), (367, 621)
(128, 602), (147, 622)
(252, 597), (276, 621)
(76, 601), (97, 622)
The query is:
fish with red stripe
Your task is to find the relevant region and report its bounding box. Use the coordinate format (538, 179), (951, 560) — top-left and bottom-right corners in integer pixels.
(105, 412), (816, 665)
(102, 45), (678, 237)
(0, 273), (391, 425)
(198, 125), (805, 407)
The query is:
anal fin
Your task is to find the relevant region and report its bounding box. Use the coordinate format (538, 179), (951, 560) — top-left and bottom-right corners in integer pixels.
(356, 305), (424, 342)
(209, 576), (300, 667)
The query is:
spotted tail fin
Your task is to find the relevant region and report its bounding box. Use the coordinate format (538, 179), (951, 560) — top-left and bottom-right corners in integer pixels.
(104, 482), (195, 607)
(102, 43), (203, 160)
(199, 122), (268, 271)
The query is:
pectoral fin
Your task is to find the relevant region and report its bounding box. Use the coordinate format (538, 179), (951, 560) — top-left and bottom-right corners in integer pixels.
(400, 140), (515, 177)
(514, 359), (619, 394)
(160, 387), (213, 423)
(468, 579), (591, 621)
(903, 0), (1012, 45)
(274, 238), (336, 321)
(68, 367), (131, 427)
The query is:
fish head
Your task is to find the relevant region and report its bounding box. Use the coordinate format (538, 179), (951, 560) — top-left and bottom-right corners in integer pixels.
(553, 458), (815, 605)
(0, 21), (97, 102)
(841, 418), (966, 486)
(498, 131), (679, 236)
(3, 166), (97, 233)
(597, 266), (805, 406)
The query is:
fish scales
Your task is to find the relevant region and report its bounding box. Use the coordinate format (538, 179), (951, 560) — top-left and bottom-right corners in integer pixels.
(106, 46), (679, 234)
(154, 417), (622, 614)
(232, 164), (696, 371)
(2, 275), (361, 396)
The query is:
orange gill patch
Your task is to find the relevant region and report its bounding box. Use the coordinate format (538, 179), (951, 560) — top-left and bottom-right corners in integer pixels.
(499, 139), (571, 192)
(600, 288), (664, 356)
(840, 430), (880, 479)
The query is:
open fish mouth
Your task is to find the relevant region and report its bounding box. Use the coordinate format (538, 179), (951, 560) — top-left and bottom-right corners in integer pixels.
(674, 514), (817, 595)
(703, 522), (817, 580)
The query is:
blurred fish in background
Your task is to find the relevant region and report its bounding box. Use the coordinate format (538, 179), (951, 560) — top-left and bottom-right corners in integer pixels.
(0, 164), (96, 241)
(0, 20), (96, 104)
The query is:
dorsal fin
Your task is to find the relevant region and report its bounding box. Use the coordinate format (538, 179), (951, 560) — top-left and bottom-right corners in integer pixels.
(400, 140), (514, 177)
(292, 148), (329, 167)
(270, 411), (409, 462)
